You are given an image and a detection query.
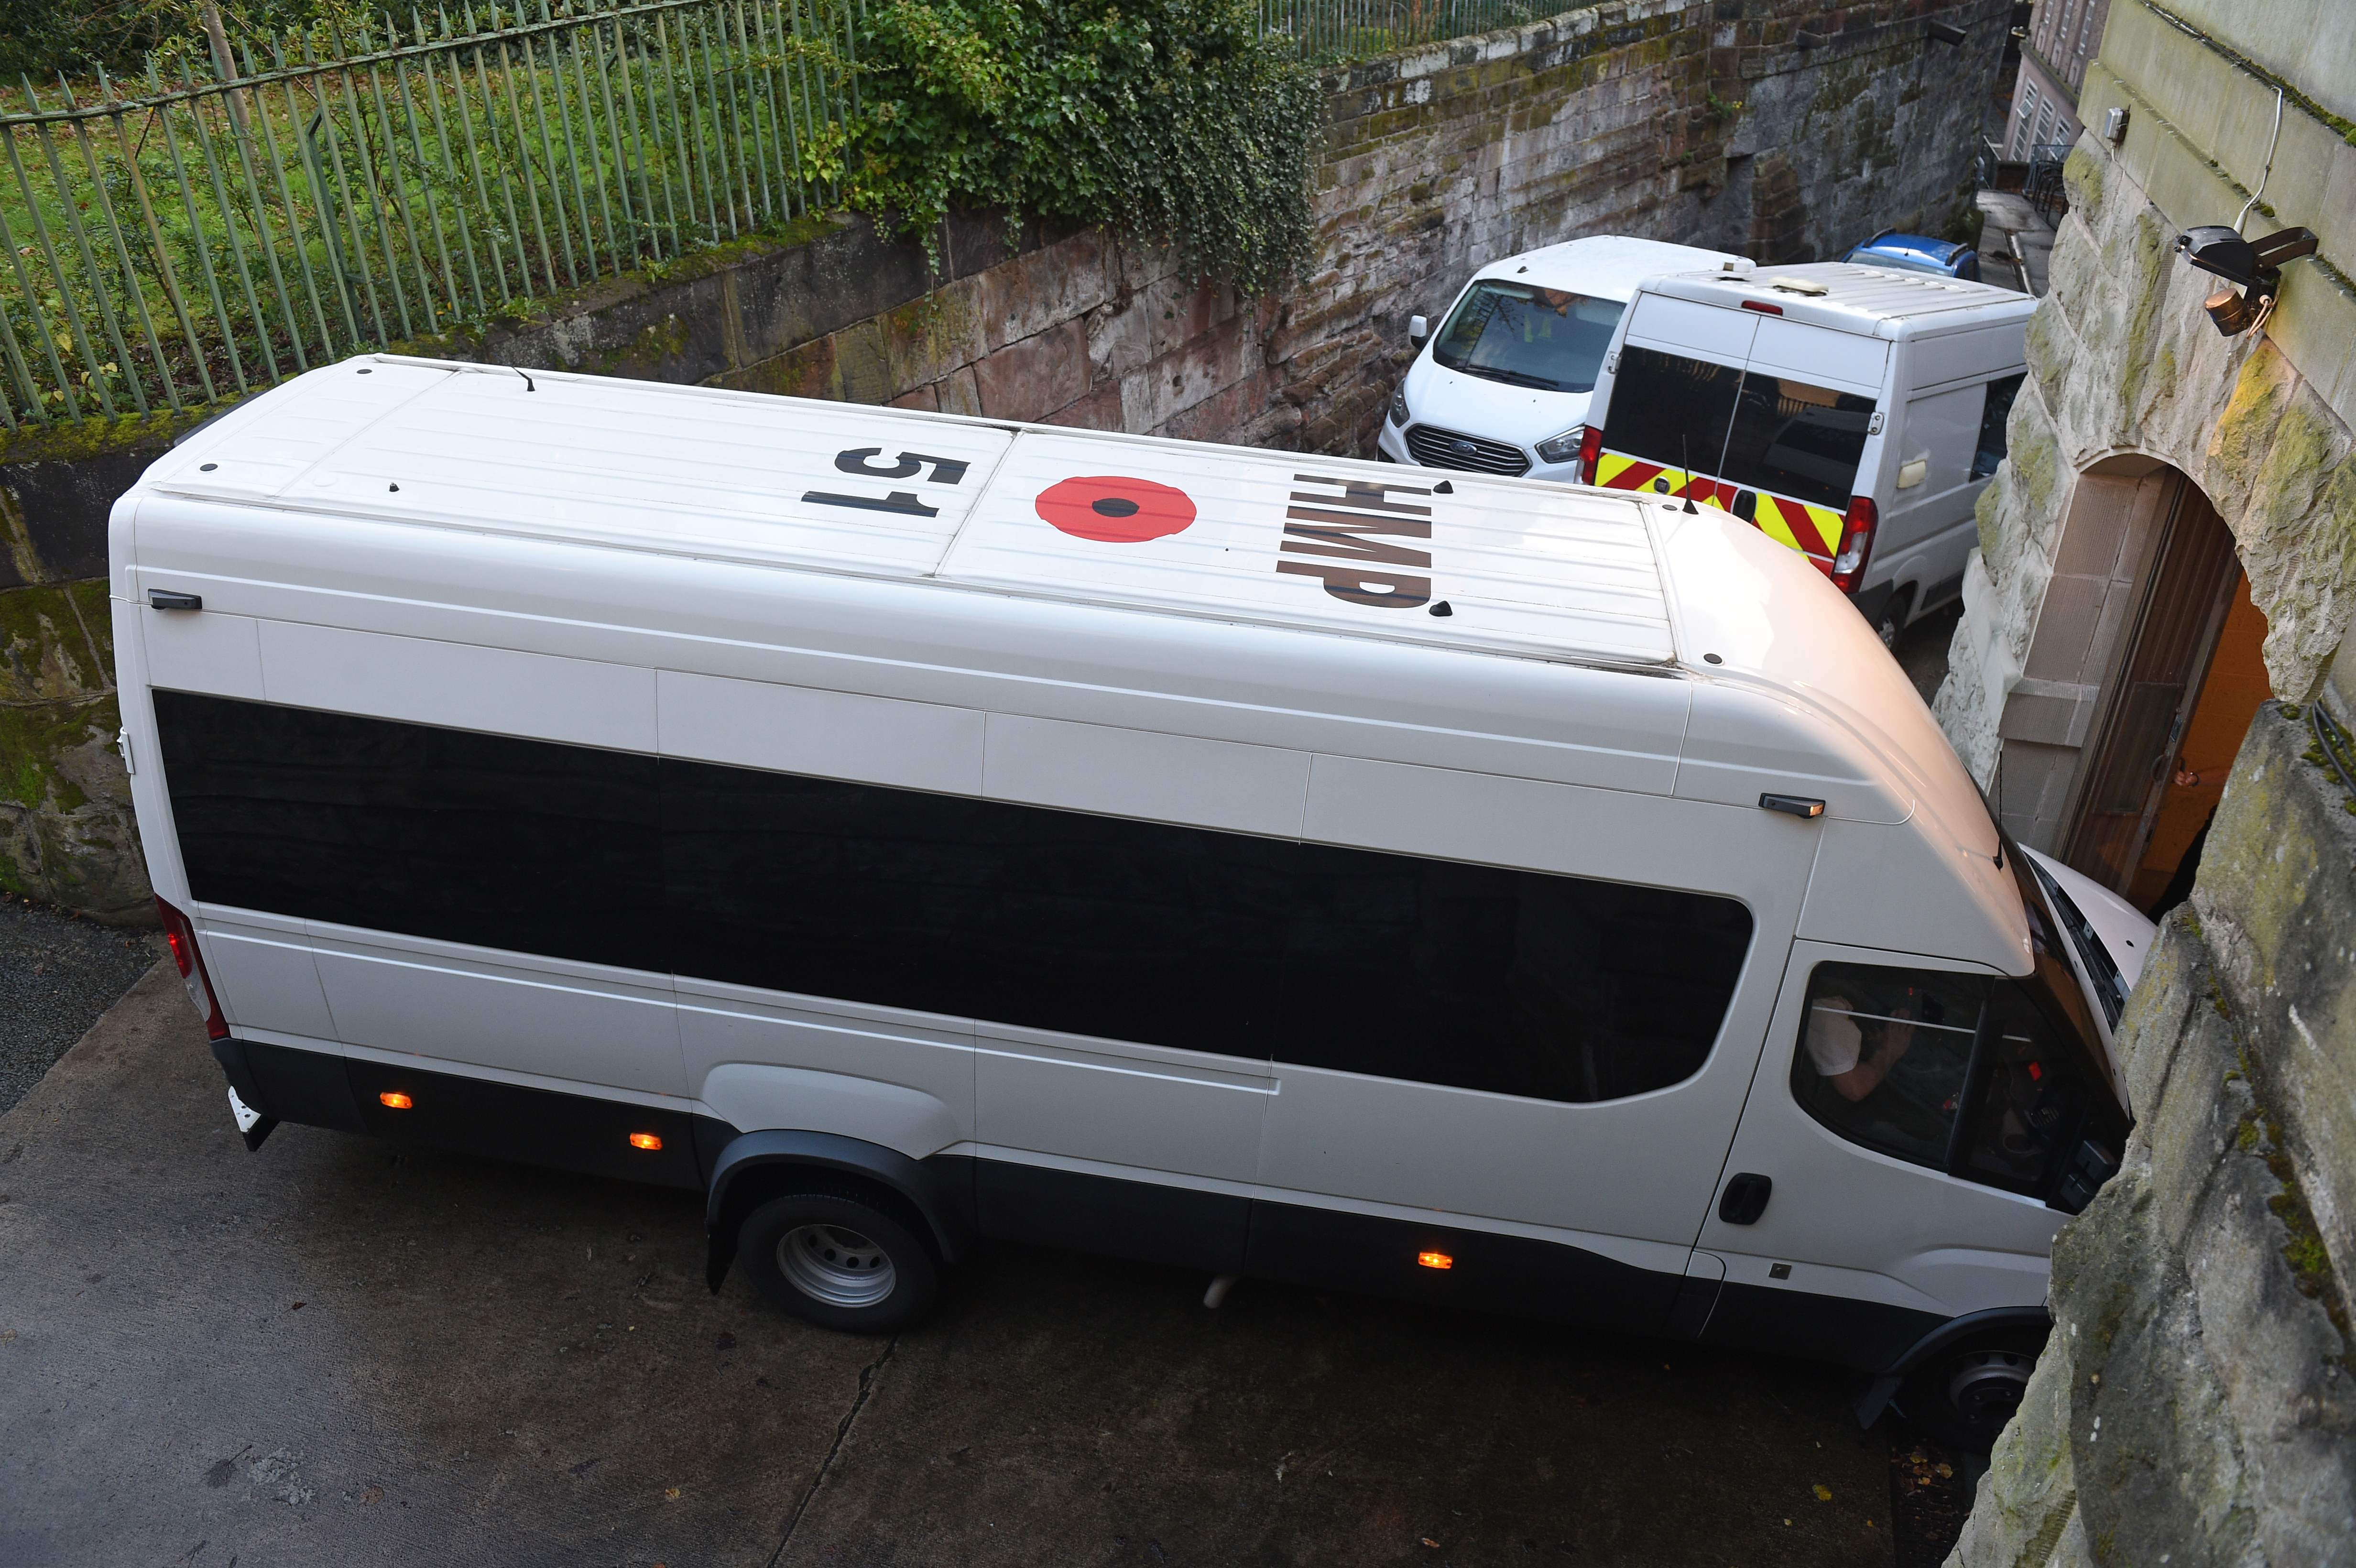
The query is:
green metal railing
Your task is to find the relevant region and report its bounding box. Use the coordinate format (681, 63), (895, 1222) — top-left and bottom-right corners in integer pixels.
(1261, 0), (1540, 63)
(1, 0), (1551, 429)
(0, 0), (859, 426)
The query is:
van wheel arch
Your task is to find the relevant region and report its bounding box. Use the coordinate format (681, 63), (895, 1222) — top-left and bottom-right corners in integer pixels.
(703, 1129), (969, 1293)
(1860, 1305), (2051, 1452)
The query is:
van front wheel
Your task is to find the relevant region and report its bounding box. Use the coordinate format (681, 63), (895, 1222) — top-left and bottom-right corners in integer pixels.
(1897, 1343), (2040, 1451)
(738, 1187), (940, 1333)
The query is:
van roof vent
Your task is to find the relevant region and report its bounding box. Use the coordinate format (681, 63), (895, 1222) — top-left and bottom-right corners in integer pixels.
(1763, 275), (1830, 296)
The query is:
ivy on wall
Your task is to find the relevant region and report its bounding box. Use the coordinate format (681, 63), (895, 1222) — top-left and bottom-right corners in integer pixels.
(826, 0), (1323, 295)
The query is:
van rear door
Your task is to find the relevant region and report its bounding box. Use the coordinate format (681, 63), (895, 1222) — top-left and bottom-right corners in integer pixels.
(1591, 298), (1883, 583)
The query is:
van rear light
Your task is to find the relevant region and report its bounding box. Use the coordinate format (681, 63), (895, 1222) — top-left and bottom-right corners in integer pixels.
(154, 895), (230, 1040)
(1831, 496), (1877, 593)
(1740, 300), (1785, 316)
(1578, 424), (1604, 485)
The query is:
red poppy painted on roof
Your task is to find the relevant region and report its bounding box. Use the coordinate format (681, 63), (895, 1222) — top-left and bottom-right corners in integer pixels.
(1036, 475), (1197, 542)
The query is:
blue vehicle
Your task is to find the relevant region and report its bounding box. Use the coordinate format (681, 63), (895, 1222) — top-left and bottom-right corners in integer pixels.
(1842, 230), (1982, 282)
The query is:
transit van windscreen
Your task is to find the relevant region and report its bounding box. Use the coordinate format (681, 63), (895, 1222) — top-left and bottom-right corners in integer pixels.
(1432, 282), (1625, 393)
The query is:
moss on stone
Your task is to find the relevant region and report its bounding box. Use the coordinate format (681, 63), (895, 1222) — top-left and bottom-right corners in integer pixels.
(0, 583), (103, 703)
(2115, 211), (2172, 424)
(2209, 344), (2294, 500)
(0, 403), (234, 468)
(0, 696), (106, 815)
(2236, 1105), (2354, 1354)
(2008, 416), (2062, 525)
(2062, 145), (2104, 224)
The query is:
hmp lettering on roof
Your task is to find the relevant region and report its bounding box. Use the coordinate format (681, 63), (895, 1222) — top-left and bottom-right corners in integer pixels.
(1276, 474), (1435, 609)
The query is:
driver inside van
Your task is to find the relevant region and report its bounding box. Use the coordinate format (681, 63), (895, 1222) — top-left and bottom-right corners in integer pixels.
(1805, 993), (1918, 1100)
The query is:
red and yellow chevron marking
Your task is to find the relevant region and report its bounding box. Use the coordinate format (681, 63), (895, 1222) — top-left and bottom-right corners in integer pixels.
(1594, 448), (1843, 564)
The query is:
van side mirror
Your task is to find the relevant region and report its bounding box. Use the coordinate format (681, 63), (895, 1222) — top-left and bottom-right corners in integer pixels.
(1408, 315), (1429, 347)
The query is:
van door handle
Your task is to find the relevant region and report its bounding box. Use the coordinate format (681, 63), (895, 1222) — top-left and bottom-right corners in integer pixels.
(1719, 1172), (1772, 1225)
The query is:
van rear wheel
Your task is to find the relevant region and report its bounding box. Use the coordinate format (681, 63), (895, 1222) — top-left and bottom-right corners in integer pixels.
(1875, 588), (1913, 649)
(739, 1187), (939, 1333)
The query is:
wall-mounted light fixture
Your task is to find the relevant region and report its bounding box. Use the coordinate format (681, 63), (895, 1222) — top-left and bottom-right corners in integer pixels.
(1926, 20), (1968, 45)
(2176, 225), (2319, 336)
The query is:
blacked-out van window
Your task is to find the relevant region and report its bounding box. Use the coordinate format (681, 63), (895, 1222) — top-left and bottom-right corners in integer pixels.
(1598, 347), (1742, 474)
(1716, 375), (1876, 511)
(153, 689), (658, 969)
(155, 693), (1754, 1105)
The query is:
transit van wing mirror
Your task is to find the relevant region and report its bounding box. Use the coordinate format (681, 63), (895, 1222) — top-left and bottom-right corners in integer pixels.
(1409, 314), (1429, 347)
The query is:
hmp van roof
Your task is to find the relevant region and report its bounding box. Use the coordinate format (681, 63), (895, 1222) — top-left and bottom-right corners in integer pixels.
(153, 356), (1679, 668)
(121, 355), (2030, 972)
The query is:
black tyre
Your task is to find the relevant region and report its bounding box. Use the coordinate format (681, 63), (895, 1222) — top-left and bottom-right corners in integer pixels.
(1875, 588), (1914, 650)
(738, 1186), (941, 1333)
(1896, 1343), (2040, 1452)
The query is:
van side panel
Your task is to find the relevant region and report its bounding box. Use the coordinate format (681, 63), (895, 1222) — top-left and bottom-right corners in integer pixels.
(1263, 754), (1808, 1263)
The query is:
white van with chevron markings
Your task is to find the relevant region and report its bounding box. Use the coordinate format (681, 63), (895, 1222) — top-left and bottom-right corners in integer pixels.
(115, 355), (2142, 1448)
(1579, 262), (2037, 647)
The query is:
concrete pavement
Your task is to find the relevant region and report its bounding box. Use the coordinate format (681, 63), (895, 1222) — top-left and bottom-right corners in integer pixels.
(0, 892), (162, 1116)
(3, 963), (1909, 1567)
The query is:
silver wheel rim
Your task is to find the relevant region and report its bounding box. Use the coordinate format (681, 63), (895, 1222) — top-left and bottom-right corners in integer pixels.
(778, 1222), (897, 1308)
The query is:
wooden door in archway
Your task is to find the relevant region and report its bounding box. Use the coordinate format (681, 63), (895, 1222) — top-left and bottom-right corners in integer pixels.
(2063, 477), (2254, 897)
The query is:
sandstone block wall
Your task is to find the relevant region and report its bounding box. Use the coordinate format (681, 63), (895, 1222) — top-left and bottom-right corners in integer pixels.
(1945, 705), (2356, 1567)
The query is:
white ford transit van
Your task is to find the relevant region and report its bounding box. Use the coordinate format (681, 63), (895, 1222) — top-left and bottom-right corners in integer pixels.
(1375, 236), (1751, 482)
(116, 356), (2144, 1448)
(1578, 263), (2037, 645)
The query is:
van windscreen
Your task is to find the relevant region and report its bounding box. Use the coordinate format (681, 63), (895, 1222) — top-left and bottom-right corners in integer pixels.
(1717, 375), (1877, 511)
(1596, 347), (1743, 474)
(1432, 282), (1624, 393)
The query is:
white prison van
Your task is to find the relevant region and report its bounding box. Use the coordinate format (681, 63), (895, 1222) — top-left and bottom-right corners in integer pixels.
(1578, 263), (2037, 646)
(115, 356), (2144, 1448)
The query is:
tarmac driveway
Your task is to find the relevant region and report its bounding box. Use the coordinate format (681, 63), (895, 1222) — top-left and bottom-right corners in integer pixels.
(2, 963), (1903, 1567)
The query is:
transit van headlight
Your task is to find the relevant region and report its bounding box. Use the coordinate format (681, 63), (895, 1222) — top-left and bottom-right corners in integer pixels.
(1535, 426), (1586, 465)
(1389, 386), (1409, 427)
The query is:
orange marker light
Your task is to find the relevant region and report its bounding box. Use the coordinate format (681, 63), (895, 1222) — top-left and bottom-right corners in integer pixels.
(379, 1091), (414, 1110)
(628, 1132), (664, 1151)
(1417, 1251), (1453, 1271)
